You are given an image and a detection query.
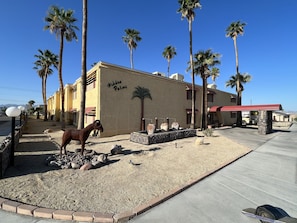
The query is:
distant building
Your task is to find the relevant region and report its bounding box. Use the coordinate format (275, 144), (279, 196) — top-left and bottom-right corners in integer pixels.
(48, 61), (237, 137)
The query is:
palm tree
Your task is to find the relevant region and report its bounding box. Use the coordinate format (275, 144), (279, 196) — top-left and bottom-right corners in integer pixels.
(192, 49), (221, 130)
(131, 86), (152, 130)
(28, 100), (35, 115)
(122, 28), (142, 69)
(78, 0), (88, 130)
(162, 45), (177, 77)
(33, 49), (58, 121)
(226, 72), (252, 110)
(177, 0), (201, 129)
(226, 20), (246, 126)
(210, 67), (220, 84)
(44, 5), (78, 128)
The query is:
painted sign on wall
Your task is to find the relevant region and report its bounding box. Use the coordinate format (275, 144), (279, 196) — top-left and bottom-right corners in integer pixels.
(107, 80), (127, 91)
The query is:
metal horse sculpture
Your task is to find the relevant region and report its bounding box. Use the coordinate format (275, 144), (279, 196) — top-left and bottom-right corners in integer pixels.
(60, 120), (104, 156)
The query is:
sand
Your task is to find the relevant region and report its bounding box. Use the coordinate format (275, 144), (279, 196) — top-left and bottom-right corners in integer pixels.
(0, 118), (251, 214)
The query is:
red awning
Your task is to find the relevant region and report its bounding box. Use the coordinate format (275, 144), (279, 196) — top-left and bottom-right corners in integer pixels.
(209, 104), (282, 112)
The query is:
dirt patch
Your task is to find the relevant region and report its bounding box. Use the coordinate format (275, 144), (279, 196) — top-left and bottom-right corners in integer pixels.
(0, 118), (251, 214)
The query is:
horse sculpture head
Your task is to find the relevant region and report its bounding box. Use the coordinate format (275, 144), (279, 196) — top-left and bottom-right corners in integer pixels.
(93, 120), (104, 132)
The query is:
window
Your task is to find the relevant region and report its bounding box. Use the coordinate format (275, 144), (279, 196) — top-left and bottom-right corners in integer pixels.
(207, 90), (215, 102)
(186, 109), (197, 125)
(207, 94), (214, 102)
(86, 71), (96, 91)
(186, 113), (191, 125)
(230, 112), (236, 118)
(186, 90), (196, 100)
(230, 96), (236, 103)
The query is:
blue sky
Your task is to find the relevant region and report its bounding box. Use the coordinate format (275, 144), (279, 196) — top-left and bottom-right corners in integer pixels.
(1, 0), (296, 112)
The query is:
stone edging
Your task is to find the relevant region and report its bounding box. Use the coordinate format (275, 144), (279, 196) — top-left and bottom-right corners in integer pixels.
(0, 150), (252, 222)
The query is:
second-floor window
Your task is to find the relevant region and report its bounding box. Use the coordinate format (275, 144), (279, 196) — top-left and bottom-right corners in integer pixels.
(207, 93), (214, 102)
(230, 96), (236, 103)
(186, 90), (196, 100)
(73, 86), (77, 99)
(86, 71), (96, 91)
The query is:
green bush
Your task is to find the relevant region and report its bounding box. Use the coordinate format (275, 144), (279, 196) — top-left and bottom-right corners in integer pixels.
(203, 128), (213, 137)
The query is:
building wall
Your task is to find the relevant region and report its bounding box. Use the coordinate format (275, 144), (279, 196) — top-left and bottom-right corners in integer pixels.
(98, 63), (196, 136)
(48, 61), (237, 137)
(48, 90), (60, 121)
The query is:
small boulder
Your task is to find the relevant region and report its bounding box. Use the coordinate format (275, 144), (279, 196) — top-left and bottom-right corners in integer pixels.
(80, 163), (92, 171)
(111, 145), (123, 155)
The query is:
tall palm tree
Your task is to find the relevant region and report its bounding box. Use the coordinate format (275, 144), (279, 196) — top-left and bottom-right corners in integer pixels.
(177, 0), (201, 129)
(192, 49), (221, 130)
(226, 20), (246, 126)
(122, 28), (142, 69)
(226, 72), (252, 109)
(33, 49), (58, 121)
(78, 0), (88, 130)
(162, 45), (177, 77)
(131, 86), (152, 130)
(44, 5), (78, 128)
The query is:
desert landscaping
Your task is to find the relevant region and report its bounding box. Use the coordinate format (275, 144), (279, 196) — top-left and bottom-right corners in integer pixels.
(0, 118), (251, 214)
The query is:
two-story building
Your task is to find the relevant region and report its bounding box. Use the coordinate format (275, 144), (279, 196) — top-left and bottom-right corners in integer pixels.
(48, 61), (237, 137)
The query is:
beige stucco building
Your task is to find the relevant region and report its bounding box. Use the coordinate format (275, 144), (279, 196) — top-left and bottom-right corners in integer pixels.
(48, 61), (237, 137)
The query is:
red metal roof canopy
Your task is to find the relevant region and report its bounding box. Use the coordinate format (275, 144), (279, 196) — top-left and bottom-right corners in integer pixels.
(209, 104), (282, 112)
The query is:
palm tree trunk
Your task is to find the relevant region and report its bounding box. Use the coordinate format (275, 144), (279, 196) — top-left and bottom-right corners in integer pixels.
(202, 76), (208, 130)
(189, 19), (195, 129)
(130, 48), (134, 69)
(167, 59), (170, 77)
(78, 0), (88, 129)
(42, 76), (48, 121)
(140, 99), (144, 130)
(59, 32), (65, 129)
(233, 37), (242, 126)
(43, 75), (48, 121)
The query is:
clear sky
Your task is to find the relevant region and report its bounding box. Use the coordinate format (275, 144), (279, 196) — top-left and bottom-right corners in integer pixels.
(1, 0), (296, 112)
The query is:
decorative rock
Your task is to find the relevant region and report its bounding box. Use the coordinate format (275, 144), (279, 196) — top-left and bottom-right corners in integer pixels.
(195, 137), (204, 146)
(91, 154), (108, 166)
(160, 122), (168, 131)
(111, 145), (123, 155)
(43, 129), (53, 134)
(171, 122), (180, 130)
(147, 123), (155, 135)
(80, 163), (92, 171)
(71, 162), (80, 169)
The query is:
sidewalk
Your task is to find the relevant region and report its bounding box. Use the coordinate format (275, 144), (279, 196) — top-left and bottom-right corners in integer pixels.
(129, 124), (297, 222)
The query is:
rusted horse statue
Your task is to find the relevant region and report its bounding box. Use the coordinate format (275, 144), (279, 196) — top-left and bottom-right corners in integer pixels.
(60, 120), (104, 157)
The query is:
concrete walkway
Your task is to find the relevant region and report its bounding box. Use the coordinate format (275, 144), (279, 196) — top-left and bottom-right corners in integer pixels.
(129, 124), (297, 222)
(0, 124), (296, 222)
